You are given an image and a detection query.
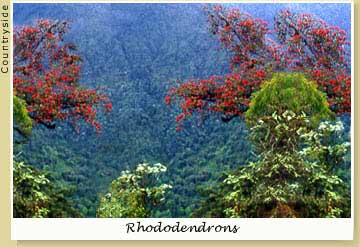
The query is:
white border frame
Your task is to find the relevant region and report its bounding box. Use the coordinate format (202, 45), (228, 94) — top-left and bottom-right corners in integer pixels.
(11, 0), (354, 240)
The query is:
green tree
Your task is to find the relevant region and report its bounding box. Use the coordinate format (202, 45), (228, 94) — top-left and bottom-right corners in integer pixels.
(221, 73), (349, 218)
(97, 163), (172, 218)
(245, 73), (334, 127)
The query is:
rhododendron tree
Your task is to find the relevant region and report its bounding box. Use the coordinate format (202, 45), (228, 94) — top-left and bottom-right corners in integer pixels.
(166, 5), (351, 129)
(13, 19), (112, 134)
(274, 9), (351, 113)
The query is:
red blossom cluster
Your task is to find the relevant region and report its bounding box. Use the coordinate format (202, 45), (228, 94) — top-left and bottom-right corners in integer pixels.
(166, 70), (267, 130)
(166, 5), (351, 130)
(14, 19), (112, 133)
(275, 9), (349, 71)
(309, 70), (351, 113)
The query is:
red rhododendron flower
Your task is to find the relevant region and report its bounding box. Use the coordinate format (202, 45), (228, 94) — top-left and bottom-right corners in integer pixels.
(14, 19), (112, 133)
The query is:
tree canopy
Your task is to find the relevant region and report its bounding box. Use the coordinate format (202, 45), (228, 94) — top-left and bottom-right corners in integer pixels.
(166, 5), (350, 129)
(245, 73), (334, 126)
(13, 19), (112, 133)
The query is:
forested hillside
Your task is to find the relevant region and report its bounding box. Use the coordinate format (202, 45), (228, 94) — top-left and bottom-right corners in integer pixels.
(13, 3), (351, 217)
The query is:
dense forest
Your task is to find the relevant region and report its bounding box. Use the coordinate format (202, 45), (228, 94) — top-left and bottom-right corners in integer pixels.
(13, 3), (351, 218)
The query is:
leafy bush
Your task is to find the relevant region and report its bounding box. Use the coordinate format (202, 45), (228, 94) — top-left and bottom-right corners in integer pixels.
(97, 163), (172, 218)
(13, 161), (80, 218)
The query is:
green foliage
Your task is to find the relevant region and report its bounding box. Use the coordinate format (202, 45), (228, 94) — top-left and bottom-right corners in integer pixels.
(245, 73), (334, 127)
(13, 161), (81, 218)
(13, 161), (50, 217)
(223, 112), (350, 218)
(192, 177), (229, 217)
(97, 163), (172, 218)
(299, 120), (351, 217)
(14, 6), (351, 218)
(13, 95), (32, 139)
